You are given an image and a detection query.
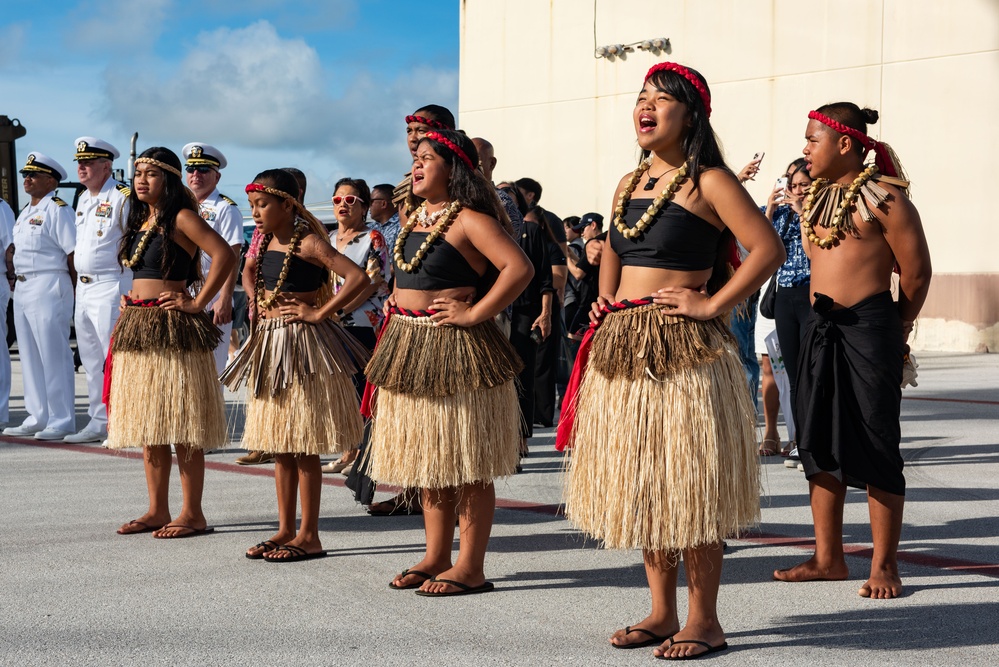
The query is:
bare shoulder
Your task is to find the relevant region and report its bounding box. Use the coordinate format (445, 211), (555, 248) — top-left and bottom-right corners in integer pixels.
(456, 208), (504, 237)
(176, 208), (204, 227)
(697, 166), (742, 194)
(299, 230), (335, 258)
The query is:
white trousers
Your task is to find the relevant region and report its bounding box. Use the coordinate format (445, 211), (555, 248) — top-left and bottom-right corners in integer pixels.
(12, 272), (76, 432)
(0, 279), (10, 423)
(74, 277), (128, 432)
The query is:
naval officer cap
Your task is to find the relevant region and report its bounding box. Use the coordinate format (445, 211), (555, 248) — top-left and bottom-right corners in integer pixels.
(182, 142), (227, 170)
(74, 137), (120, 161)
(20, 152), (68, 181)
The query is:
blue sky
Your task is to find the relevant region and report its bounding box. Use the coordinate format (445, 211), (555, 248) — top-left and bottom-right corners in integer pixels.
(1, 0), (459, 211)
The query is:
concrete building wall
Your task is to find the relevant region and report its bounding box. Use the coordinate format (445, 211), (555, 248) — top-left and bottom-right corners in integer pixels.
(458, 0), (999, 352)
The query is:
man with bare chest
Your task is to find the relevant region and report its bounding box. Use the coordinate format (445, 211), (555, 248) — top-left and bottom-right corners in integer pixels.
(773, 103), (931, 599)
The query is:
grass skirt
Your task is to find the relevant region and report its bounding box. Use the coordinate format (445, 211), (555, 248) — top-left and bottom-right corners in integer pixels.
(105, 305), (226, 450)
(366, 315), (522, 488)
(220, 317), (368, 455)
(564, 305), (759, 551)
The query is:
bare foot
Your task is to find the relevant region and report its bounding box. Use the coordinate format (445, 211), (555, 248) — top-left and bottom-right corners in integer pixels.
(859, 568), (902, 599)
(117, 513), (170, 535)
(609, 614), (679, 648)
(418, 565), (484, 595)
(262, 534), (323, 560)
(245, 531), (295, 558)
(773, 556), (849, 582)
(653, 624), (727, 660)
(390, 557), (451, 589)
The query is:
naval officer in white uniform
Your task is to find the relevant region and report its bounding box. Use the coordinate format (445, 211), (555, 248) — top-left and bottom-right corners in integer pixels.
(0, 197), (16, 430)
(2, 153), (77, 440)
(182, 142), (241, 373)
(64, 137), (131, 443)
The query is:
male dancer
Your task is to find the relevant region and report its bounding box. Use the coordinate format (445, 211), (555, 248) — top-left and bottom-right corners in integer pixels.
(774, 103), (931, 599)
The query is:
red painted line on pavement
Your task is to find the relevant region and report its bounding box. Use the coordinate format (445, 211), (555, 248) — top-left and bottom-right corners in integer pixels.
(5, 435), (998, 578)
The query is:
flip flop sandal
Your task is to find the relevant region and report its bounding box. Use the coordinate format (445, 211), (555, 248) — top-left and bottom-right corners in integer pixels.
(245, 540), (281, 560)
(117, 520), (166, 535)
(413, 577), (495, 597)
(758, 438), (781, 456)
(263, 545), (328, 563)
(389, 569), (433, 590)
(152, 524), (215, 539)
(367, 493), (422, 516)
(655, 638), (729, 660)
(612, 626), (671, 649)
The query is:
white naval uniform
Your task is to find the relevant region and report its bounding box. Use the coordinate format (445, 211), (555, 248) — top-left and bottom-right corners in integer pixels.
(73, 178), (131, 434)
(0, 198), (15, 424)
(197, 189), (243, 373)
(11, 191), (77, 433)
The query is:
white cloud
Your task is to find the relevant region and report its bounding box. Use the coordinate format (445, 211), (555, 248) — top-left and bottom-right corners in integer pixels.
(100, 20), (458, 189)
(67, 0), (172, 52)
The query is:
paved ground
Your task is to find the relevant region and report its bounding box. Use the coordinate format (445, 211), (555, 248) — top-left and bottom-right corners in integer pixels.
(1, 352), (997, 666)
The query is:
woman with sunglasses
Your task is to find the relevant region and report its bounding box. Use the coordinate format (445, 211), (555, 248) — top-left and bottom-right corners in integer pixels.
(321, 178), (391, 475)
(366, 129), (533, 596)
(106, 146), (235, 539)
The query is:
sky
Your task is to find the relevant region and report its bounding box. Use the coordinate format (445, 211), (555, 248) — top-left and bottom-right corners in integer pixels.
(1, 0), (459, 213)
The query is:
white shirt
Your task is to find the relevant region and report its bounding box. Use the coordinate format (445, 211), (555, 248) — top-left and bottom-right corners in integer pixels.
(0, 198), (14, 253)
(197, 188), (243, 279)
(12, 190), (76, 273)
(74, 177), (130, 275)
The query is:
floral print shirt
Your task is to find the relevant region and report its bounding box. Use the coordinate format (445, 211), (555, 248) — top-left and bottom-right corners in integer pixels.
(329, 228), (391, 328)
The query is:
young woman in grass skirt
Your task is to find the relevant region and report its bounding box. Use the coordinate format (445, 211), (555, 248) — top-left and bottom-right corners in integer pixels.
(366, 129), (533, 595)
(557, 63), (784, 658)
(220, 169), (370, 562)
(107, 147), (236, 539)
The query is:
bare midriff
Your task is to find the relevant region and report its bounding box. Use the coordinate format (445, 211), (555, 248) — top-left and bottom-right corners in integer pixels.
(615, 266), (713, 302)
(394, 286), (477, 312)
(130, 279), (188, 302)
(257, 288), (321, 320)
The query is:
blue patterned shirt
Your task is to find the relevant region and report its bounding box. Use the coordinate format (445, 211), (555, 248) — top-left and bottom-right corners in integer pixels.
(766, 205), (811, 287)
(367, 212), (400, 255)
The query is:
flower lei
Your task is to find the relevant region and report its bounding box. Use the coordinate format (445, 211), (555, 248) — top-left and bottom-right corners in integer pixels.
(800, 165), (877, 249)
(255, 219), (306, 310)
(121, 225), (160, 268)
(645, 62), (712, 117)
(613, 159), (689, 239)
(394, 200), (462, 273)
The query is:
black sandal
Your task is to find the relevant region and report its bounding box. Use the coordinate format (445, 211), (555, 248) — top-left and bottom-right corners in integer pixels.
(367, 492), (422, 516)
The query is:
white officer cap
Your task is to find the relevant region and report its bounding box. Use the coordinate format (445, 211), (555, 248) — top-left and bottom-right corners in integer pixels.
(20, 152), (67, 181)
(74, 137), (120, 161)
(182, 142), (227, 170)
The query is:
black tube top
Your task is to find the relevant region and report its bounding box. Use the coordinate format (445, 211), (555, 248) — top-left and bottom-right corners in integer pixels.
(394, 232), (483, 290)
(128, 231), (196, 281)
(260, 250), (329, 291)
(610, 199), (721, 271)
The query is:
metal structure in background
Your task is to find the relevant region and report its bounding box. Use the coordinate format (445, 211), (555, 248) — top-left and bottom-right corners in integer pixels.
(0, 116), (27, 210)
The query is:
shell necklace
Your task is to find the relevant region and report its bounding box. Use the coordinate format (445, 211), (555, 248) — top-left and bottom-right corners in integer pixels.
(613, 158), (689, 239)
(255, 220), (306, 310)
(394, 200), (462, 273)
(122, 225), (160, 269)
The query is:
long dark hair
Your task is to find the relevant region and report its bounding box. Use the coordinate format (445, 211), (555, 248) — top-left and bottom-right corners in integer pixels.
(642, 66), (731, 191)
(419, 129), (512, 234)
(119, 147), (200, 284)
(642, 67), (735, 296)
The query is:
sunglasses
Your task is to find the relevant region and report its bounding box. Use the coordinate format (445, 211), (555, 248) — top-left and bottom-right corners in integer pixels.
(185, 166), (216, 174)
(332, 195), (364, 206)
(20, 172), (48, 179)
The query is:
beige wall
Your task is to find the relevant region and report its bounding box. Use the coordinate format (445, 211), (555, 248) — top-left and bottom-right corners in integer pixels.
(459, 0), (999, 352)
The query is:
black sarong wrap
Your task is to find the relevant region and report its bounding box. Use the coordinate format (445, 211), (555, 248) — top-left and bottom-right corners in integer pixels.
(796, 291), (905, 495)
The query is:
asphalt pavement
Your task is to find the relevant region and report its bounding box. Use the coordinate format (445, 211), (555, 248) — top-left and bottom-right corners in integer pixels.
(1, 352), (997, 666)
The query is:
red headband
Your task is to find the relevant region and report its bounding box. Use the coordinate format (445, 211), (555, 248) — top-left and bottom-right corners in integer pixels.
(807, 110), (898, 178)
(645, 62), (712, 118)
(423, 131), (476, 172)
(405, 114), (450, 131)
